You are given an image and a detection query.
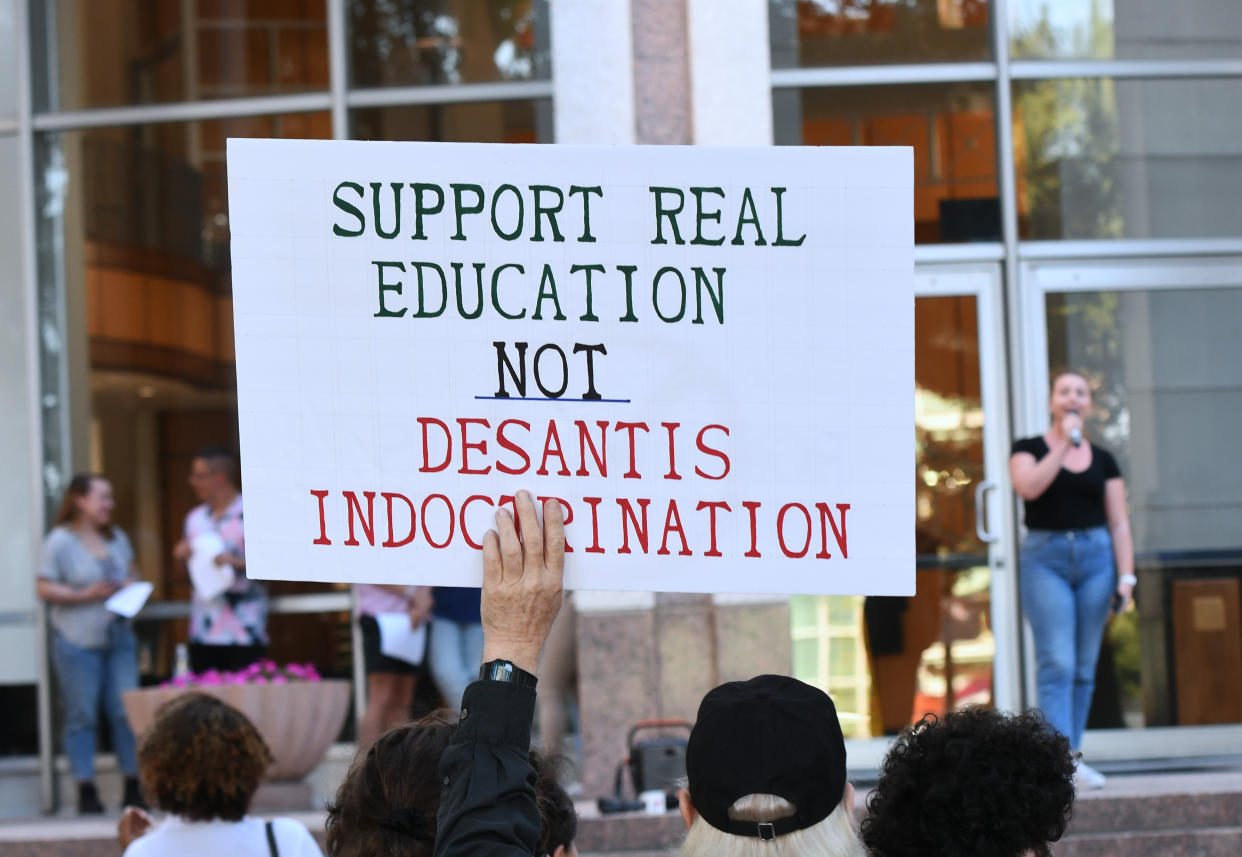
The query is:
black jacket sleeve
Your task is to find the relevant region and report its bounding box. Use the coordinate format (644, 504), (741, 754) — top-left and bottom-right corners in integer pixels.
(434, 680), (540, 857)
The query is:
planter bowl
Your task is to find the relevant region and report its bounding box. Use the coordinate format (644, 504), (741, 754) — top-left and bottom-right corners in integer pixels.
(123, 680), (351, 781)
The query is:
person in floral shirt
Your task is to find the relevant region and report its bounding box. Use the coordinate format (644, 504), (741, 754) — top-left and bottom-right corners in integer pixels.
(173, 446), (268, 673)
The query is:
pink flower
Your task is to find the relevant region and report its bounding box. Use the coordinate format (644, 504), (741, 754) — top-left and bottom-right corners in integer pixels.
(253, 676), (268, 684)
(272, 675), (288, 685)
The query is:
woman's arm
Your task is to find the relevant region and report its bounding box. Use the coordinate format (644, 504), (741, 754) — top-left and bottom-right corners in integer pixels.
(1009, 438), (1071, 501)
(1105, 477), (1135, 605)
(36, 578), (118, 604)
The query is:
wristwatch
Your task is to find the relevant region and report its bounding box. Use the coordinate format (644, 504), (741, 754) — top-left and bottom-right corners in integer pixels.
(479, 659), (538, 689)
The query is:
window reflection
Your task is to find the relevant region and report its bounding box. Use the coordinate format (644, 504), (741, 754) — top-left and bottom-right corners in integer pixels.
(1047, 287), (1242, 730)
(349, 0), (550, 88)
(1014, 78), (1242, 240)
(793, 295), (995, 737)
(351, 99), (549, 143)
(1011, 0), (1242, 60)
(34, 0), (329, 112)
(770, 0), (991, 68)
(775, 83), (1000, 244)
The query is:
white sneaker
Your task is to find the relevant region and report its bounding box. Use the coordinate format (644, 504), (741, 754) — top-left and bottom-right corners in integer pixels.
(1075, 759), (1107, 790)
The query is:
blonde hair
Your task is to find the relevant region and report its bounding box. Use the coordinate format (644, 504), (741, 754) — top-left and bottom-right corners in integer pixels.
(677, 793), (864, 857)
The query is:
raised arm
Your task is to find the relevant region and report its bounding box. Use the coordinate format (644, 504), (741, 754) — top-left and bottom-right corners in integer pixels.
(434, 491), (565, 857)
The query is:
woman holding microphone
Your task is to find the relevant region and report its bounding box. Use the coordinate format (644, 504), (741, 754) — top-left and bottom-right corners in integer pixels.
(1010, 371), (1136, 789)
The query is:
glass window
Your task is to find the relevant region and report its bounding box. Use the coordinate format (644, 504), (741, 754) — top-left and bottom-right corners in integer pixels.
(0, 0), (16, 116)
(34, 0), (329, 112)
(351, 98), (550, 143)
(349, 0), (550, 89)
(770, 0), (992, 67)
(792, 292), (996, 737)
(1014, 78), (1242, 240)
(775, 83), (1000, 244)
(34, 115), (343, 682)
(1046, 286), (1242, 730)
(1011, 0), (1242, 60)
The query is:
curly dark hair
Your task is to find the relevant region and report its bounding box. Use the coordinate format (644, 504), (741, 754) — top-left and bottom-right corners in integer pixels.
(325, 712), (457, 857)
(532, 752), (577, 857)
(137, 692), (273, 822)
(861, 707), (1076, 857)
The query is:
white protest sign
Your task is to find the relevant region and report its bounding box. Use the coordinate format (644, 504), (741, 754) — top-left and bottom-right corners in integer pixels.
(228, 140), (913, 595)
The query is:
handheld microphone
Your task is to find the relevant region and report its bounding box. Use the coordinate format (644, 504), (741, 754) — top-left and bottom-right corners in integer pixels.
(1067, 409), (1082, 447)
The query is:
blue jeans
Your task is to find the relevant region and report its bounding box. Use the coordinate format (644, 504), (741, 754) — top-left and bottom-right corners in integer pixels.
(1020, 526), (1115, 750)
(429, 619), (484, 711)
(51, 622), (140, 781)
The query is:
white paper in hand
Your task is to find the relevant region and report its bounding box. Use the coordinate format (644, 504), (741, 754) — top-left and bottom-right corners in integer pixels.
(105, 581), (154, 619)
(189, 531), (234, 601)
(376, 612), (428, 666)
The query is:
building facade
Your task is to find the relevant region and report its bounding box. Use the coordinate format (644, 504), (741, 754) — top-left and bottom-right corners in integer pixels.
(2, 0), (1241, 813)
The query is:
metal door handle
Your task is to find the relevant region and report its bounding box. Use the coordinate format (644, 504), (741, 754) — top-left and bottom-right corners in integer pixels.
(975, 479), (998, 544)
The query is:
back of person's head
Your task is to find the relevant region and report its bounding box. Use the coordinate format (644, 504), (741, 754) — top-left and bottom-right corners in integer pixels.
(678, 674), (865, 857)
(861, 707), (1076, 857)
(138, 692), (273, 821)
(193, 444), (238, 482)
(326, 712), (456, 857)
(533, 753), (578, 857)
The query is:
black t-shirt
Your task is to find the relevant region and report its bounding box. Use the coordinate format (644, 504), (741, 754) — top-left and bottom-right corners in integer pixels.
(1011, 436), (1121, 530)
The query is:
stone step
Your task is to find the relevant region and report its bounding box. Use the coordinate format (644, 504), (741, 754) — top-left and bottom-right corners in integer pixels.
(1058, 826), (1242, 857)
(1066, 771), (1242, 835)
(575, 771), (1242, 854)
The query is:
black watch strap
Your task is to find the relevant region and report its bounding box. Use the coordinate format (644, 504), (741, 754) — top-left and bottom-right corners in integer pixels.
(478, 659), (538, 689)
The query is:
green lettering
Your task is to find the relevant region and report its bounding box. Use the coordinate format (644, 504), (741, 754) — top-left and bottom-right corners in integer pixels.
(650, 187), (686, 245)
(410, 183), (444, 240)
(373, 261), (407, 317)
(490, 184), (525, 241)
(531, 185), (566, 242)
(533, 265), (567, 320)
(332, 182), (365, 237)
(691, 187), (725, 246)
(571, 264), (605, 322)
(491, 263), (527, 320)
(569, 185), (603, 243)
(732, 187), (767, 246)
(451, 183), (485, 241)
(772, 187), (806, 246)
(693, 267), (725, 324)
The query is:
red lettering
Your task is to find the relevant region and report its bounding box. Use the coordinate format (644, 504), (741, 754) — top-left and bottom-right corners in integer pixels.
(459, 494), (495, 549)
(310, 490), (331, 545)
(581, 496), (605, 554)
(777, 502), (812, 558)
(743, 500), (762, 557)
(614, 421), (650, 479)
(816, 502), (849, 559)
(496, 419), (531, 474)
(344, 491), (377, 546)
(657, 499), (692, 556)
(458, 418), (492, 475)
(421, 494), (455, 548)
(696, 501), (731, 557)
(537, 421), (572, 476)
(695, 424), (731, 480)
(418, 418), (452, 473)
(537, 495), (574, 553)
(661, 422), (682, 480)
(616, 497), (651, 554)
(381, 492), (417, 547)
(575, 420), (608, 477)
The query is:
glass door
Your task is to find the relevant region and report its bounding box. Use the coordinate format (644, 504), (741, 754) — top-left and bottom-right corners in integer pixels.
(791, 262), (1019, 755)
(1018, 255), (1242, 761)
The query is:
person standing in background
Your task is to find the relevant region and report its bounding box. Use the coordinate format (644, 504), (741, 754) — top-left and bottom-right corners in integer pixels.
(173, 446), (268, 673)
(37, 474), (145, 814)
(428, 586), (483, 710)
(355, 583), (434, 747)
(1010, 370), (1136, 789)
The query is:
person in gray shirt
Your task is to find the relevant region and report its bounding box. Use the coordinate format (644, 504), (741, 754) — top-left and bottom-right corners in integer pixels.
(37, 474), (145, 814)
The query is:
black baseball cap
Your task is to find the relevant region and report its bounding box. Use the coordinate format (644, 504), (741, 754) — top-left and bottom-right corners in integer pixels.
(684, 674), (847, 840)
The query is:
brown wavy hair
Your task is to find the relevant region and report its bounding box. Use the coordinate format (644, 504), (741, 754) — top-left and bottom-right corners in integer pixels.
(137, 692), (273, 821)
(326, 712), (458, 857)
